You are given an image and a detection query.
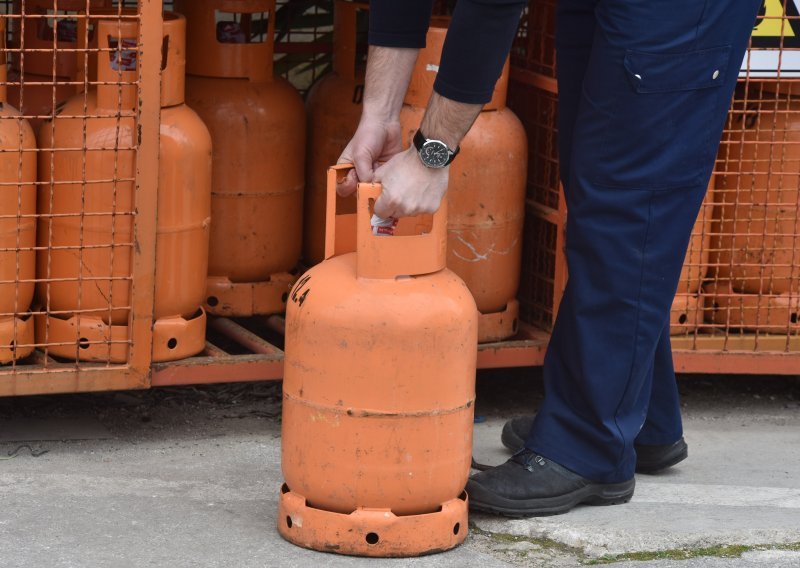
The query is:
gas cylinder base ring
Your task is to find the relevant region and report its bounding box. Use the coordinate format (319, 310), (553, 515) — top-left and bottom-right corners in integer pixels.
(204, 273), (298, 316)
(0, 316), (34, 364)
(152, 308), (207, 363)
(703, 280), (800, 333)
(477, 299), (520, 344)
(34, 313), (130, 363)
(34, 308), (207, 364)
(278, 485), (469, 557)
(669, 293), (702, 336)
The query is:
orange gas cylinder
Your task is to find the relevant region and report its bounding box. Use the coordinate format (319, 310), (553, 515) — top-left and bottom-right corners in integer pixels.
(0, 19), (37, 365)
(399, 23), (527, 343)
(8, 0), (111, 131)
(35, 13), (211, 363)
(670, 179), (713, 335)
(279, 165), (477, 557)
(303, 0), (368, 265)
(712, 85), (800, 295)
(176, 0), (305, 316)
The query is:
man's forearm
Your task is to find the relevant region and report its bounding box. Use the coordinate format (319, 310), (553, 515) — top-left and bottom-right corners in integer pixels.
(419, 92), (482, 150)
(362, 46), (419, 124)
(362, 46), (482, 149)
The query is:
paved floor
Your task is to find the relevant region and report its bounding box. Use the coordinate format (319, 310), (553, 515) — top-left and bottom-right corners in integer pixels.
(0, 370), (798, 567)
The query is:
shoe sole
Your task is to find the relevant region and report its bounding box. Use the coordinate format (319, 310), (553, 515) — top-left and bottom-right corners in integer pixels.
(467, 478), (635, 517)
(501, 421), (688, 475)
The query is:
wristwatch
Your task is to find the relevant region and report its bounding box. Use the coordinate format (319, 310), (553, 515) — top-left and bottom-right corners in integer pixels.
(413, 129), (460, 168)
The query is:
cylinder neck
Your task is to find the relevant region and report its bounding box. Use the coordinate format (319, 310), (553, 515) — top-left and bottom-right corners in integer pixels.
(404, 21), (509, 111)
(356, 184), (447, 279)
(76, 7), (139, 95)
(332, 1), (369, 81)
(91, 12), (185, 110)
(161, 13), (186, 107)
(96, 18), (138, 111)
(177, 0), (275, 82)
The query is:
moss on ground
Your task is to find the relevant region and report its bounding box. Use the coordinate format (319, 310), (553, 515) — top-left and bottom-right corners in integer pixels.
(587, 542), (800, 564)
(470, 522), (582, 555)
(470, 522), (800, 565)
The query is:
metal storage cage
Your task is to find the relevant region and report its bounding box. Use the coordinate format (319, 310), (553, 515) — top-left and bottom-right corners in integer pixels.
(1, 1), (797, 399)
(0, 0), (166, 396)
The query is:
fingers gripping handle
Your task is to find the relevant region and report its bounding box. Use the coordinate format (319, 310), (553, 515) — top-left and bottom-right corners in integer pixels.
(359, 188), (448, 280)
(325, 165), (448, 278)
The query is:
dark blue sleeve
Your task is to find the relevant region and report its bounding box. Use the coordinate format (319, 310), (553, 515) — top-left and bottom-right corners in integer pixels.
(368, 0), (434, 49)
(434, 0), (527, 104)
(368, 0), (526, 104)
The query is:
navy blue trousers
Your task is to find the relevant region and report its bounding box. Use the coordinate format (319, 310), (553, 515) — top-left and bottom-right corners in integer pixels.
(525, 0), (762, 483)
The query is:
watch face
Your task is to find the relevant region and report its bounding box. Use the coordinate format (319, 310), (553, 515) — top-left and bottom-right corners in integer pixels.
(420, 140), (450, 168)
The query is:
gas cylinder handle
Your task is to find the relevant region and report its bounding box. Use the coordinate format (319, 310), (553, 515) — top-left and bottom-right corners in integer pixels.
(178, 0), (274, 82)
(356, 183), (447, 280)
(324, 164), (358, 260)
(74, 7), (138, 96)
(95, 17), (139, 112)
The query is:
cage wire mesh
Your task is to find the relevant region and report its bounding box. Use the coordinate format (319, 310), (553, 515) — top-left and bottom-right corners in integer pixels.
(509, 0), (800, 354)
(507, 80), (561, 329)
(510, 0), (556, 80)
(0, 1), (143, 372)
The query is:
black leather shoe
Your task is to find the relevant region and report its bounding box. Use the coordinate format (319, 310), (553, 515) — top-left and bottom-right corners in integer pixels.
(501, 416), (688, 474)
(467, 449), (635, 517)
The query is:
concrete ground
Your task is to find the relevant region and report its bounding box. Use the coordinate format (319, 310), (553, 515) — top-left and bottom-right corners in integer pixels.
(0, 369), (798, 567)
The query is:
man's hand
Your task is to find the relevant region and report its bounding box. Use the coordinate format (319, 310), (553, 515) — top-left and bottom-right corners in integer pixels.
(336, 46), (419, 197)
(335, 40), (483, 219)
(372, 147), (449, 218)
(336, 117), (403, 197)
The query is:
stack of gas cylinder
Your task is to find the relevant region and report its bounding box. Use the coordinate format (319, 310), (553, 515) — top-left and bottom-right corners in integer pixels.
(37, 11), (211, 363)
(2, 0), (306, 364)
(705, 81), (800, 333)
(12, 1), (796, 366)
